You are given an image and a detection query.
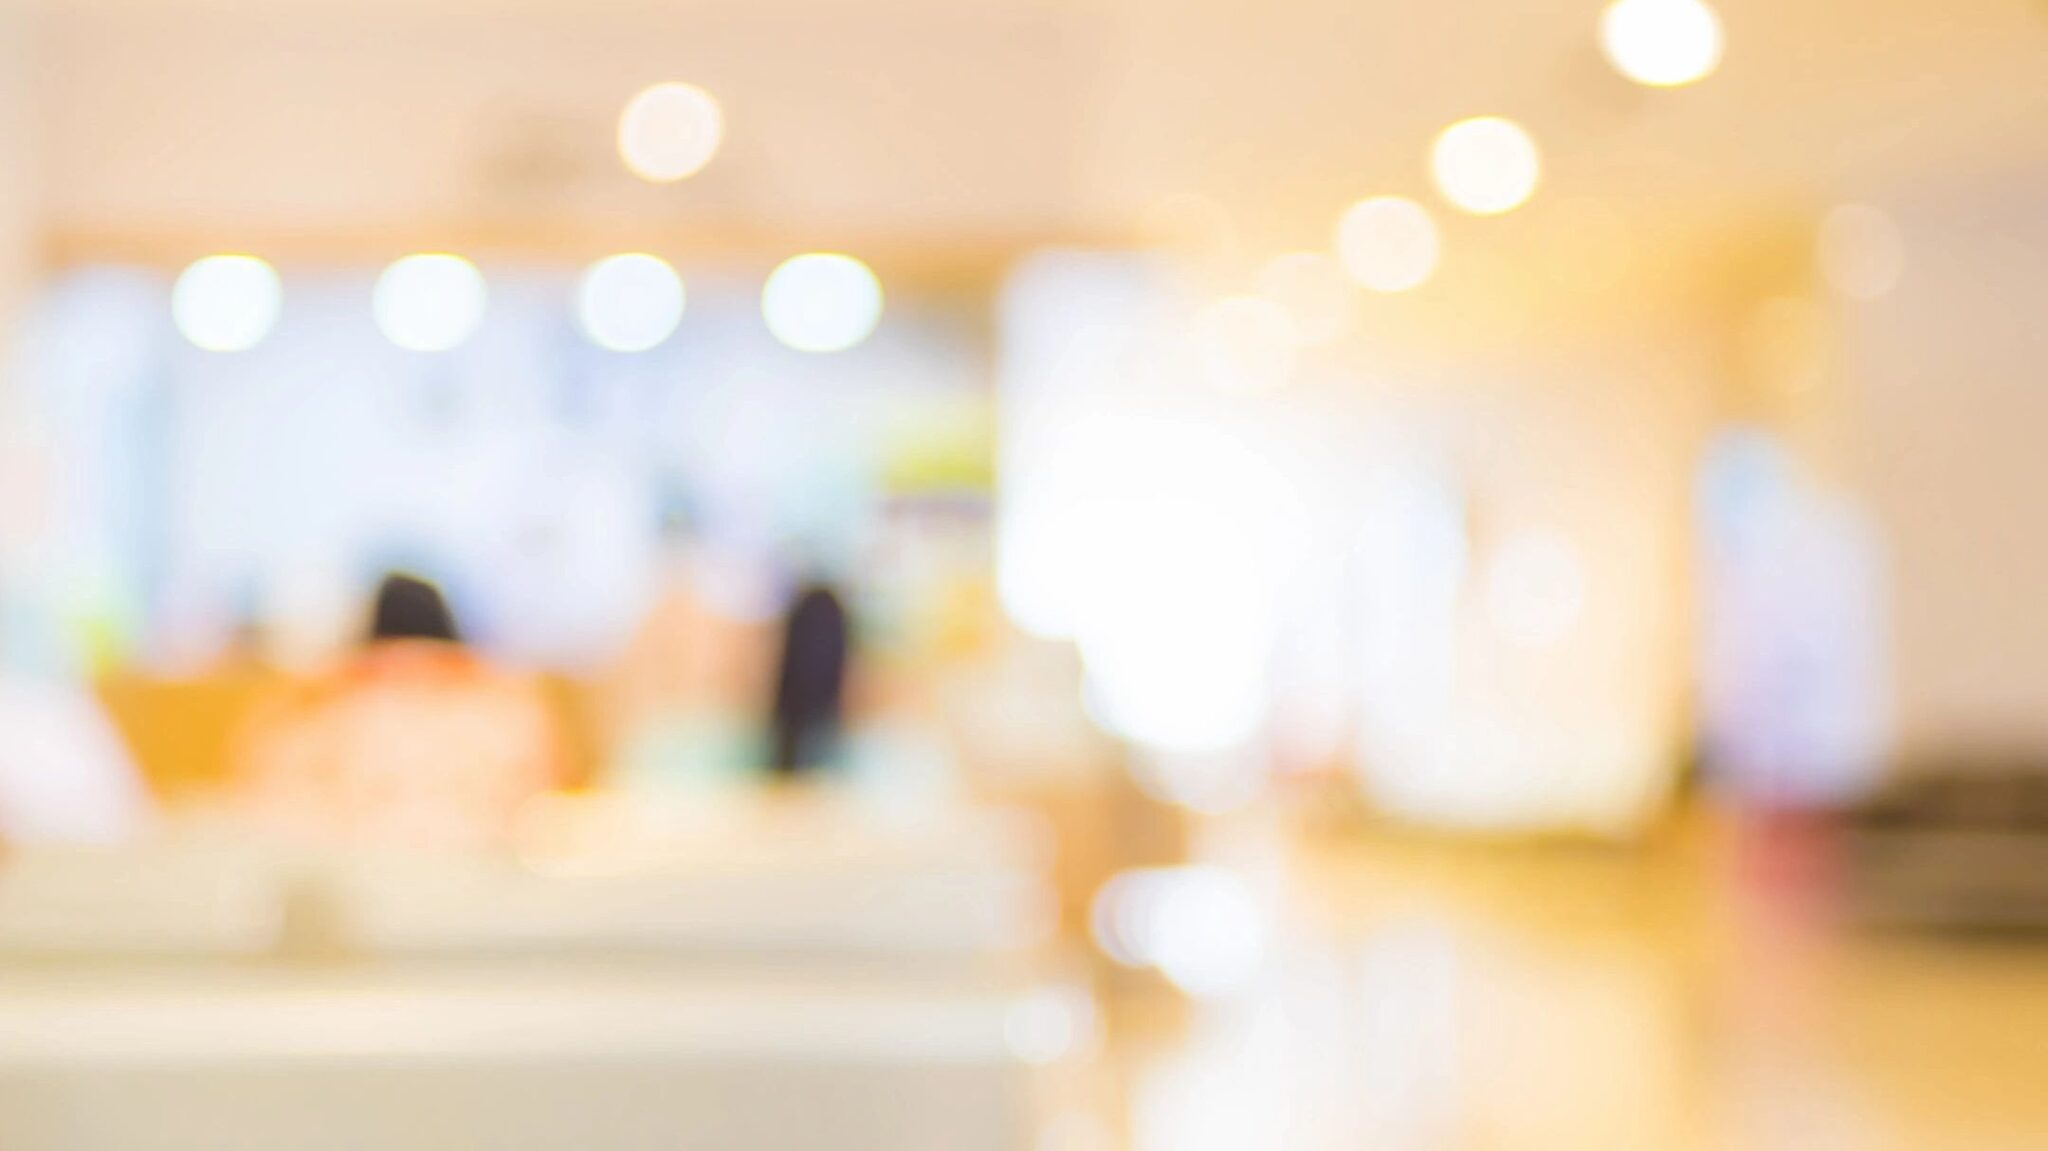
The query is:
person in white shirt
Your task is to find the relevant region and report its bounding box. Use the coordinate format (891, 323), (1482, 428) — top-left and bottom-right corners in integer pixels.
(0, 674), (150, 843)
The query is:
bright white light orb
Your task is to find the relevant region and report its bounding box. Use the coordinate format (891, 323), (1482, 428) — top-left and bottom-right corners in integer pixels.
(1600, 0), (1724, 88)
(1336, 196), (1440, 293)
(577, 253), (685, 352)
(762, 252), (884, 353)
(172, 255), (281, 352)
(373, 254), (487, 352)
(1817, 204), (1905, 301)
(1484, 527), (1587, 647)
(1253, 251), (1353, 345)
(617, 82), (724, 183)
(1058, 420), (1305, 754)
(1431, 116), (1542, 216)
(1191, 295), (1298, 394)
(1090, 867), (1267, 998)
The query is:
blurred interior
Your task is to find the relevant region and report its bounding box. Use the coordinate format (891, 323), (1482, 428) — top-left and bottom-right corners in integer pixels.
(3, 0), (2048, 1146)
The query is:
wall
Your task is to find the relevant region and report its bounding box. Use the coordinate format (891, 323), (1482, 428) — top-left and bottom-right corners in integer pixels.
(0, 4), (49, 630)
(0, 5), (37, 374)
(1845, 167), (2048, 761)
(999, 251), (1715, 833)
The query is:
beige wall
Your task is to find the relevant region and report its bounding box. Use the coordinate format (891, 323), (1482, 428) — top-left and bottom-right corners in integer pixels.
(1329, 336), (1714, 833)
(0, 4), (38, 376)
(1845, 168), (2048, 761)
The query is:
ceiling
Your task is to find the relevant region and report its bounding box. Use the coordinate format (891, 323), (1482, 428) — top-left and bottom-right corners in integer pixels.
(19, 0), (2048, 292)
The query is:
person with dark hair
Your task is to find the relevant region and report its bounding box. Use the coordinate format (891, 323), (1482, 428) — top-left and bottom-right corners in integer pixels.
(368, 572), (461, 643)
(235, 573), (563, 848)
(769, 582), (850, 774)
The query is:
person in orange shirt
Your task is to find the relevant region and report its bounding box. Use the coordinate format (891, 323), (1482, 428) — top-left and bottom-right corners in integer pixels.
(237, 573), (564, 850)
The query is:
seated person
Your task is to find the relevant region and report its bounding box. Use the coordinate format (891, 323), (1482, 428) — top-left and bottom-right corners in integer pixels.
(235, 573), (564, 850)
(768, 581), (850, 775)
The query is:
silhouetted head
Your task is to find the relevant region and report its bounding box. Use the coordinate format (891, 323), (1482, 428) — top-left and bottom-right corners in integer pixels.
(367, 573), (460, 645)
(770, 581), (850, 773)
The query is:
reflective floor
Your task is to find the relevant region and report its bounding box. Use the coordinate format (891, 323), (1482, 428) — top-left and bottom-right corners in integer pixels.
(3, 802), (2046, 1150)
(1098, 812), (2048, 1151)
